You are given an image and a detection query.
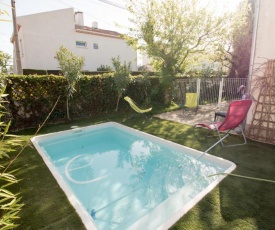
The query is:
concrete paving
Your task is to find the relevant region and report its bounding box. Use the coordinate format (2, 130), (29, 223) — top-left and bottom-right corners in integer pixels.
(154, 102), (229, 126)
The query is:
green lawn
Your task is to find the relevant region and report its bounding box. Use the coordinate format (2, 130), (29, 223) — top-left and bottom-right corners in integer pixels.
(8, 111), (275, 230)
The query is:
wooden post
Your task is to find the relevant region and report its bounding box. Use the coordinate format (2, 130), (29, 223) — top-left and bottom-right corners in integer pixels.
(11, 0), (23, 75)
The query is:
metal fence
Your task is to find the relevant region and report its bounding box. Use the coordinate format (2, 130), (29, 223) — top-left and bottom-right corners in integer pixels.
(173, 77), (248, 109)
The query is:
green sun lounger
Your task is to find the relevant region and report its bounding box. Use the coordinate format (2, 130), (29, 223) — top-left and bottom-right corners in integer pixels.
(124, 96), (152, 118)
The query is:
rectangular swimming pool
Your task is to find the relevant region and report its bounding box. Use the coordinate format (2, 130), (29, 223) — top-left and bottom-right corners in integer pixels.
(31, 122), (236, 230)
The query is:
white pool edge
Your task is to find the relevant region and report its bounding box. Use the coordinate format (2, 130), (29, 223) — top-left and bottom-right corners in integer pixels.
(135, 163), (236, 230)
(31, 135), (98, 230)
(31, 122), (236, 230)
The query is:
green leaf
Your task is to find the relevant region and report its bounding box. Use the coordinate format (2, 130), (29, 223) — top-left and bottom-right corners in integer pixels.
(3, 121), (11, 136)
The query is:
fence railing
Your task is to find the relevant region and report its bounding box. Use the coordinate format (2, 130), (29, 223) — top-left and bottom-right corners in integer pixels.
(173, 77), (248, 109)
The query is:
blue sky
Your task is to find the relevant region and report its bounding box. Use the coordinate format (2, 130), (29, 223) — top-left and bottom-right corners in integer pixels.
(0, 0), (241, 58)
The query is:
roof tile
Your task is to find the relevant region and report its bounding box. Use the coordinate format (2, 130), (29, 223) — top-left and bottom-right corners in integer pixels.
(75, 25), (122, 39)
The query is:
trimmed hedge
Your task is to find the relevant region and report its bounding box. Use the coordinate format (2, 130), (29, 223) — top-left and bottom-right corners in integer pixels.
(4, 74), (163, 130)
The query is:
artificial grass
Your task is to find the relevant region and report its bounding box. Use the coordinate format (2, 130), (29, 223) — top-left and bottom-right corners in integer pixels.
(6, 111), (275, 229)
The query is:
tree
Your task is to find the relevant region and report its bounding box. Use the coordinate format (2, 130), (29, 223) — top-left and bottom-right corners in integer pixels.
(0, 51), (12, 74)
(55, 46), (85, 120)
(126, 0), (230, 103)
(111, 56), (131, 112)
(212, 0), (252, 78)
(230, 0), (253, 78)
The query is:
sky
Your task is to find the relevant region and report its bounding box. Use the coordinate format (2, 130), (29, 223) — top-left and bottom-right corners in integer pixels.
(0, 0), (242, 58)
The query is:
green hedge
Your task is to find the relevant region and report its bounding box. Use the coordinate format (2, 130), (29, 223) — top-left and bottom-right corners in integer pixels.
(4, 74), (163, 130)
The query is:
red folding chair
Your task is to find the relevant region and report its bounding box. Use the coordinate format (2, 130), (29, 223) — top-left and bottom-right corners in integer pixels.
(194, 99), (253, 149)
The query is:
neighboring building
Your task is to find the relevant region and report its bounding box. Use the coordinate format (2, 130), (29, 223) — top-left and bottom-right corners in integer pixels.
(137, 51), (150, 67)
(12, 8), (137, 73)
(247, 0), (274, 123)
(137, 51), (154, 71)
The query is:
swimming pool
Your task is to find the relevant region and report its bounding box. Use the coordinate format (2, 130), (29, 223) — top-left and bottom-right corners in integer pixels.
(31, 122), (236, 230)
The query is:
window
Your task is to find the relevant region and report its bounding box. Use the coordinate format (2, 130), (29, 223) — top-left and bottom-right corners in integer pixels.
(93, 43), (99, 49)
(76, 41), (87, 48)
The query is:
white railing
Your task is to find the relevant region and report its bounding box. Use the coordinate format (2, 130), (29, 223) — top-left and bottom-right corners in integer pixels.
(173, 77), (248, 109)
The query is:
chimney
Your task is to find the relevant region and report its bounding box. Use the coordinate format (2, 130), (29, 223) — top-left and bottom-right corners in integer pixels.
(92, 21), (98, 29)
(75, 11), (84, 26)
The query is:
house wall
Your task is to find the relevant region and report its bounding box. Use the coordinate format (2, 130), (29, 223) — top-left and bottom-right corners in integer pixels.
(247, 0), (275, 125)
(14, 8), (137, 71)
(74, 32), (137, 71)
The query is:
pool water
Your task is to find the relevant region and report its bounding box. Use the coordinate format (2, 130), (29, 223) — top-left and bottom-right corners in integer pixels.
(31, 122), (236, 230)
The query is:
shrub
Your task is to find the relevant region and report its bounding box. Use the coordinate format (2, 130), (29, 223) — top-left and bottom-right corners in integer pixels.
(97, 64), (112, 72)
(55, 46), (85, 120)
(0, 85), (24, 229)
(23, 69), (48, 75)
(4, 74), (163, 131)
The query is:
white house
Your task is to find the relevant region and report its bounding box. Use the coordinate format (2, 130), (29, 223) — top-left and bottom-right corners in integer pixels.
(246, 0), (275, 144)
(12, 8), (137, 73)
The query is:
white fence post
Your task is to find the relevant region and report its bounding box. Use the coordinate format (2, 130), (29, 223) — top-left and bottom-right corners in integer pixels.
(196, 78), (201, 105)
(218, 78), (224, 109)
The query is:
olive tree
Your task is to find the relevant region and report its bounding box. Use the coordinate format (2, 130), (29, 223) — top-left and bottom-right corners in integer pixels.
(111, 56), (131, 112)
(55, 46), (85, 120)
(126, 0), (231, 103)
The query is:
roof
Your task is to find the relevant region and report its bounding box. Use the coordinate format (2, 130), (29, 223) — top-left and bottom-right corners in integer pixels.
(75, 25), (123, 39)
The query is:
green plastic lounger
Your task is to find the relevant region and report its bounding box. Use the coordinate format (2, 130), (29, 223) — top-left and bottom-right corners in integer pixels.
(124, 96), (152, 119)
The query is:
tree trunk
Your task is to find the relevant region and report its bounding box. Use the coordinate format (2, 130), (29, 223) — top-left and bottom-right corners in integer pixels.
(163, 87), (172, 105)
(115, 94), (121, 112)
(66, 96), (70, 120)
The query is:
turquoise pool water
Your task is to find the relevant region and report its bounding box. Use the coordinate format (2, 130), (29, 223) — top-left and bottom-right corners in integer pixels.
(31, 122), (236, 230)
